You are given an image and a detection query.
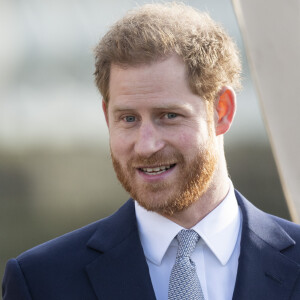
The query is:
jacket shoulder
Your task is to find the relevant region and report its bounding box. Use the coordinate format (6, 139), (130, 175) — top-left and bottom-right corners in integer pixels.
(3, 200), (136, 299)
(16, 219), (102, 272)
(271, 215), (300, 237)
(17, 198), (135, 264)
(3, 219), (104, 300)
(270, 215), (300, 253)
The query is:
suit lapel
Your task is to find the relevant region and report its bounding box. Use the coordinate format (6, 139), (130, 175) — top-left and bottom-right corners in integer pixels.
(85, 200), (156, 300)
(233, 191), (300, 300)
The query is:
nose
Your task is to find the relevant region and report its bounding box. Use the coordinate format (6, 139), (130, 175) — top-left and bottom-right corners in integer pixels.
(134, 122), (165, 158)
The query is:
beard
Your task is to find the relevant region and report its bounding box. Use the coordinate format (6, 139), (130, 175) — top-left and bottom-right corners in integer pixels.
(111, 140), (217, 216)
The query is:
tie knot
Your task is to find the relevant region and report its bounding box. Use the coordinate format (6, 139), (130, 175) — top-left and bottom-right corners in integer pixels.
(176, 229), (200, 258)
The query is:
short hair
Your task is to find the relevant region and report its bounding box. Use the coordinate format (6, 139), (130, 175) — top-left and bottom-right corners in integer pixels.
(94, 2), (242, 103)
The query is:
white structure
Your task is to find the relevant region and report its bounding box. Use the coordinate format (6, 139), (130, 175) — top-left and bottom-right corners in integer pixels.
(233, 0), (300, 222)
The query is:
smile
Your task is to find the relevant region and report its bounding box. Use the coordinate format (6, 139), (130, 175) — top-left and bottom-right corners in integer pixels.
(139, 164), (176, 175)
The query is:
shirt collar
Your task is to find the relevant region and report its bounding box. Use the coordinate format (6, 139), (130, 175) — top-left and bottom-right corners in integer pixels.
(135, 179), (241, 266)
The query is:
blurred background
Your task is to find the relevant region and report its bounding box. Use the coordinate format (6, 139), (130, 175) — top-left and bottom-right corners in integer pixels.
(0, 0), (289, 280)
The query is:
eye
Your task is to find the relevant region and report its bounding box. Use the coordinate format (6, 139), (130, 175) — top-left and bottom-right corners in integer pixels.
(165, 113), (178, 119)
(123, 115), (136, 123)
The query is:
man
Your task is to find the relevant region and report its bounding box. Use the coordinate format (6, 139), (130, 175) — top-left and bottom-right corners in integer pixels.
(3, 2), (300, 300)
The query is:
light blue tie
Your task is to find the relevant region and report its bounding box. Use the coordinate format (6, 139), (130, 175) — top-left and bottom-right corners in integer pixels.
(168, 229), (205, 300)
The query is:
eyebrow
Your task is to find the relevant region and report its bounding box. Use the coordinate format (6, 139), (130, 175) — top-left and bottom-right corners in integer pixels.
(111, 103), (193, 113)
(152, 104), (193, 111)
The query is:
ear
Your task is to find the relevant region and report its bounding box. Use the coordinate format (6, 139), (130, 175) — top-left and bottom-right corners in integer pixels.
(102, 100), (109, 127)
(215, 87), (236, 136)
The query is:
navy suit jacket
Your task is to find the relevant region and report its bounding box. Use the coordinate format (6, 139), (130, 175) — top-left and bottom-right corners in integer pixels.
(3, 190), (300, 299)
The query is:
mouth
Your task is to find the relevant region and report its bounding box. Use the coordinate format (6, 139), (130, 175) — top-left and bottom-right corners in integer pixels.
(138, 164), (176, 175)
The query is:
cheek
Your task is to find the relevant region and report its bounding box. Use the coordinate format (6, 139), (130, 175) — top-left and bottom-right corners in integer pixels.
(176, 129), (203, 148)
(174, 128), (210, 157)
(109, 131), (132, 156)
(177, 133), (191, 147)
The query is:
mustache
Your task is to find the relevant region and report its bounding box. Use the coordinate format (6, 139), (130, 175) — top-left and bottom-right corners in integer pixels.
(110, 151), (184, 168)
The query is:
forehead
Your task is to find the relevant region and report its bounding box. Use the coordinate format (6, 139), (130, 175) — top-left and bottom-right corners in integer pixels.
(108, 55), (192, 103)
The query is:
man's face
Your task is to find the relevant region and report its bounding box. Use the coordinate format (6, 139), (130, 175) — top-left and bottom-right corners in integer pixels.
(104, 55), (217, 216)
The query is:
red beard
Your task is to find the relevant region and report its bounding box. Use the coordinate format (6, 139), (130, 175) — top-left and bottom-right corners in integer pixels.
(111, 143), (217, 216)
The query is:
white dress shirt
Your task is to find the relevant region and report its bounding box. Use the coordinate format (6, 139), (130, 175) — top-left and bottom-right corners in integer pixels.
(135, 180), (242, 300)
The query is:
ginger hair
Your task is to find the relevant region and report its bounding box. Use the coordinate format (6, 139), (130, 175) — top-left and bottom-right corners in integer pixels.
(94, 2), (242, 103)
